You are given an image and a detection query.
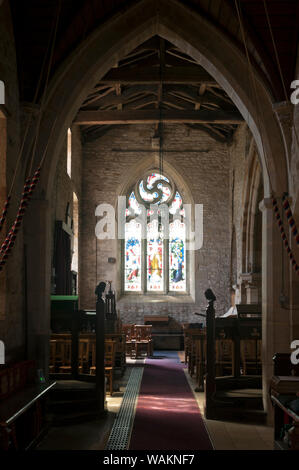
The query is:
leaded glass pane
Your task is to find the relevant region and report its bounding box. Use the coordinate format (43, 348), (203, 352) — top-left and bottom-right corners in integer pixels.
(169, 220), (186, 291)
(124, 220), (142, 291)
(169, 191), (183, 215)
(128, 191), (141, 215)
(147, 220), (164, 291)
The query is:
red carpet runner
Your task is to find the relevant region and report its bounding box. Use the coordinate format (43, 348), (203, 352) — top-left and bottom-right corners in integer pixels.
(129, 354), (213, 450)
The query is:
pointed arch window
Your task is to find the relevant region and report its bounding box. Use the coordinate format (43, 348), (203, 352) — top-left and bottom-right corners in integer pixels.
(124, 171), (187, 294)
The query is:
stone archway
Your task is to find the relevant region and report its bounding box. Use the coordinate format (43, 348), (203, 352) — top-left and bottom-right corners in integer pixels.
(24, 0), (290, 419)
(237, 149), (263, 305)
(30, 0), (288, 198)
(241, 149), (263, 274)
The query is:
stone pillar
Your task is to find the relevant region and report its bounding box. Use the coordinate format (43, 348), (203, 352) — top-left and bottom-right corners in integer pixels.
(240, 273), (261, 304)
(246, 285), (259, 304)
(260, 198), (292, 424)
(273, 102), (293, 166)
(24, 199), (51, 378)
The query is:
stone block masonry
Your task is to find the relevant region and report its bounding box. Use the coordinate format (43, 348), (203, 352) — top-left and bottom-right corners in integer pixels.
(80, 123), (232, 324)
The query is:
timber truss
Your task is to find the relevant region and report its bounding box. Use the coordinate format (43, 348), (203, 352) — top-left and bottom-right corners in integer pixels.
(75, 36), (243, 143)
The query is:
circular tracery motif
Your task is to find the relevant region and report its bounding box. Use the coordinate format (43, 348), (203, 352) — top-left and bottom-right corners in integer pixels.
(135, 172), (175, 207)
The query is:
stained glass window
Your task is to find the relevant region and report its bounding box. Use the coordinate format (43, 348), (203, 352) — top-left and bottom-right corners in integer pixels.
(169, 191), (183, 215)
(128, 191), (141, 215)
(124, 220), (142, 291)
(169, 220), (186, 291)
(147, 220), (164, 291)
(124, 171), (187, 294)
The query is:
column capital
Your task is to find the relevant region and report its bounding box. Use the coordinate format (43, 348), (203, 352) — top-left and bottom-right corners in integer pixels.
(273, 101), (293, 126)
(273, 101), (293, 161)
(20, 101), (40, 117)
(259, 197), (273, 212)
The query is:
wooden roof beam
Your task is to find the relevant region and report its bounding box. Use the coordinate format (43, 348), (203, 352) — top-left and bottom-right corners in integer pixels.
(74, 109), (243, 125)
(99, 66), (218, 85)
(186, 124), (229, 143)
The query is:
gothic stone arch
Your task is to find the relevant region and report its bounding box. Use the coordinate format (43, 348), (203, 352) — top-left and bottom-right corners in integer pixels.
(24, 0), (290, 419)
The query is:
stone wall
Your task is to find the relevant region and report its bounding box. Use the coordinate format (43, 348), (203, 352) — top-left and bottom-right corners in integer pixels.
(290, 49), (299, 337)
(80, 123), (232, 323)
(50, 126), (82, 294)
(292, 48), (299, 217)
(0, 0), (24, 361)
(228, 124), (263, 304)
(228, 124), (250, 298)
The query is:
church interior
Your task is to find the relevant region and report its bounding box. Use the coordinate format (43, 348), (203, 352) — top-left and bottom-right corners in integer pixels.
(0, 0), (299, 453)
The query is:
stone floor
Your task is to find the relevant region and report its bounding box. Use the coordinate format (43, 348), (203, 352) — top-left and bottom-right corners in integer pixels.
(37, 360), (142, 451)
(183, 369), (273, 450)
(37, 354), (274, 451)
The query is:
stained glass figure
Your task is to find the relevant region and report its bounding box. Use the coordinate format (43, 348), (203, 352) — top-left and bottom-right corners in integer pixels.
(169, 220), (186, 291)
(124, 220), (142, 291)
(169, 191), (183, 215)
(128, 191), (141, 215)
(147, 220), (164, 291)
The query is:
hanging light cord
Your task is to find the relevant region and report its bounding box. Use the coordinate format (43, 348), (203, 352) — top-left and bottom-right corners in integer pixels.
(262, 0), (299, 151)
(262, 0), (299, 279)
(159, 42), (164, 177)
(234, 0), (273, 196)
(0, 1), (61, 272)
(0, 0), (61, 234)
(28, 0), (62, 177)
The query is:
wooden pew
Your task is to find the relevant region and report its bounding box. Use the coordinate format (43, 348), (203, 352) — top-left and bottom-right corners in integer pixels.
(204, 303), (263, 421)
(271, 353), (299, 450)
(0, 361), (55, 450)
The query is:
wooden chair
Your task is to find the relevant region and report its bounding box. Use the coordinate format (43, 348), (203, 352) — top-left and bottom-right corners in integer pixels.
(122, 324), (136, 358)
(195, 337), (206, 389)
(188, 336), (197, 376)
(105, 333), (126, 374)
(240, 339), (262, 375)
(186, 329), (204, 376)
(49, 340), (57, 373)
(135, 325), (153, 358)
(182, 324), (191, 364)
(90, 340), (116, 396)
(57, 339), (72, 373)
(49, 335), (72, 373)
(104, 340), (116, 395)
(215, 339), (234, 376)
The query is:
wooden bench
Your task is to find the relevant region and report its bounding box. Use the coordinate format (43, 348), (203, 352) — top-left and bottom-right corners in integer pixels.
(0, 361), (55, 450)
